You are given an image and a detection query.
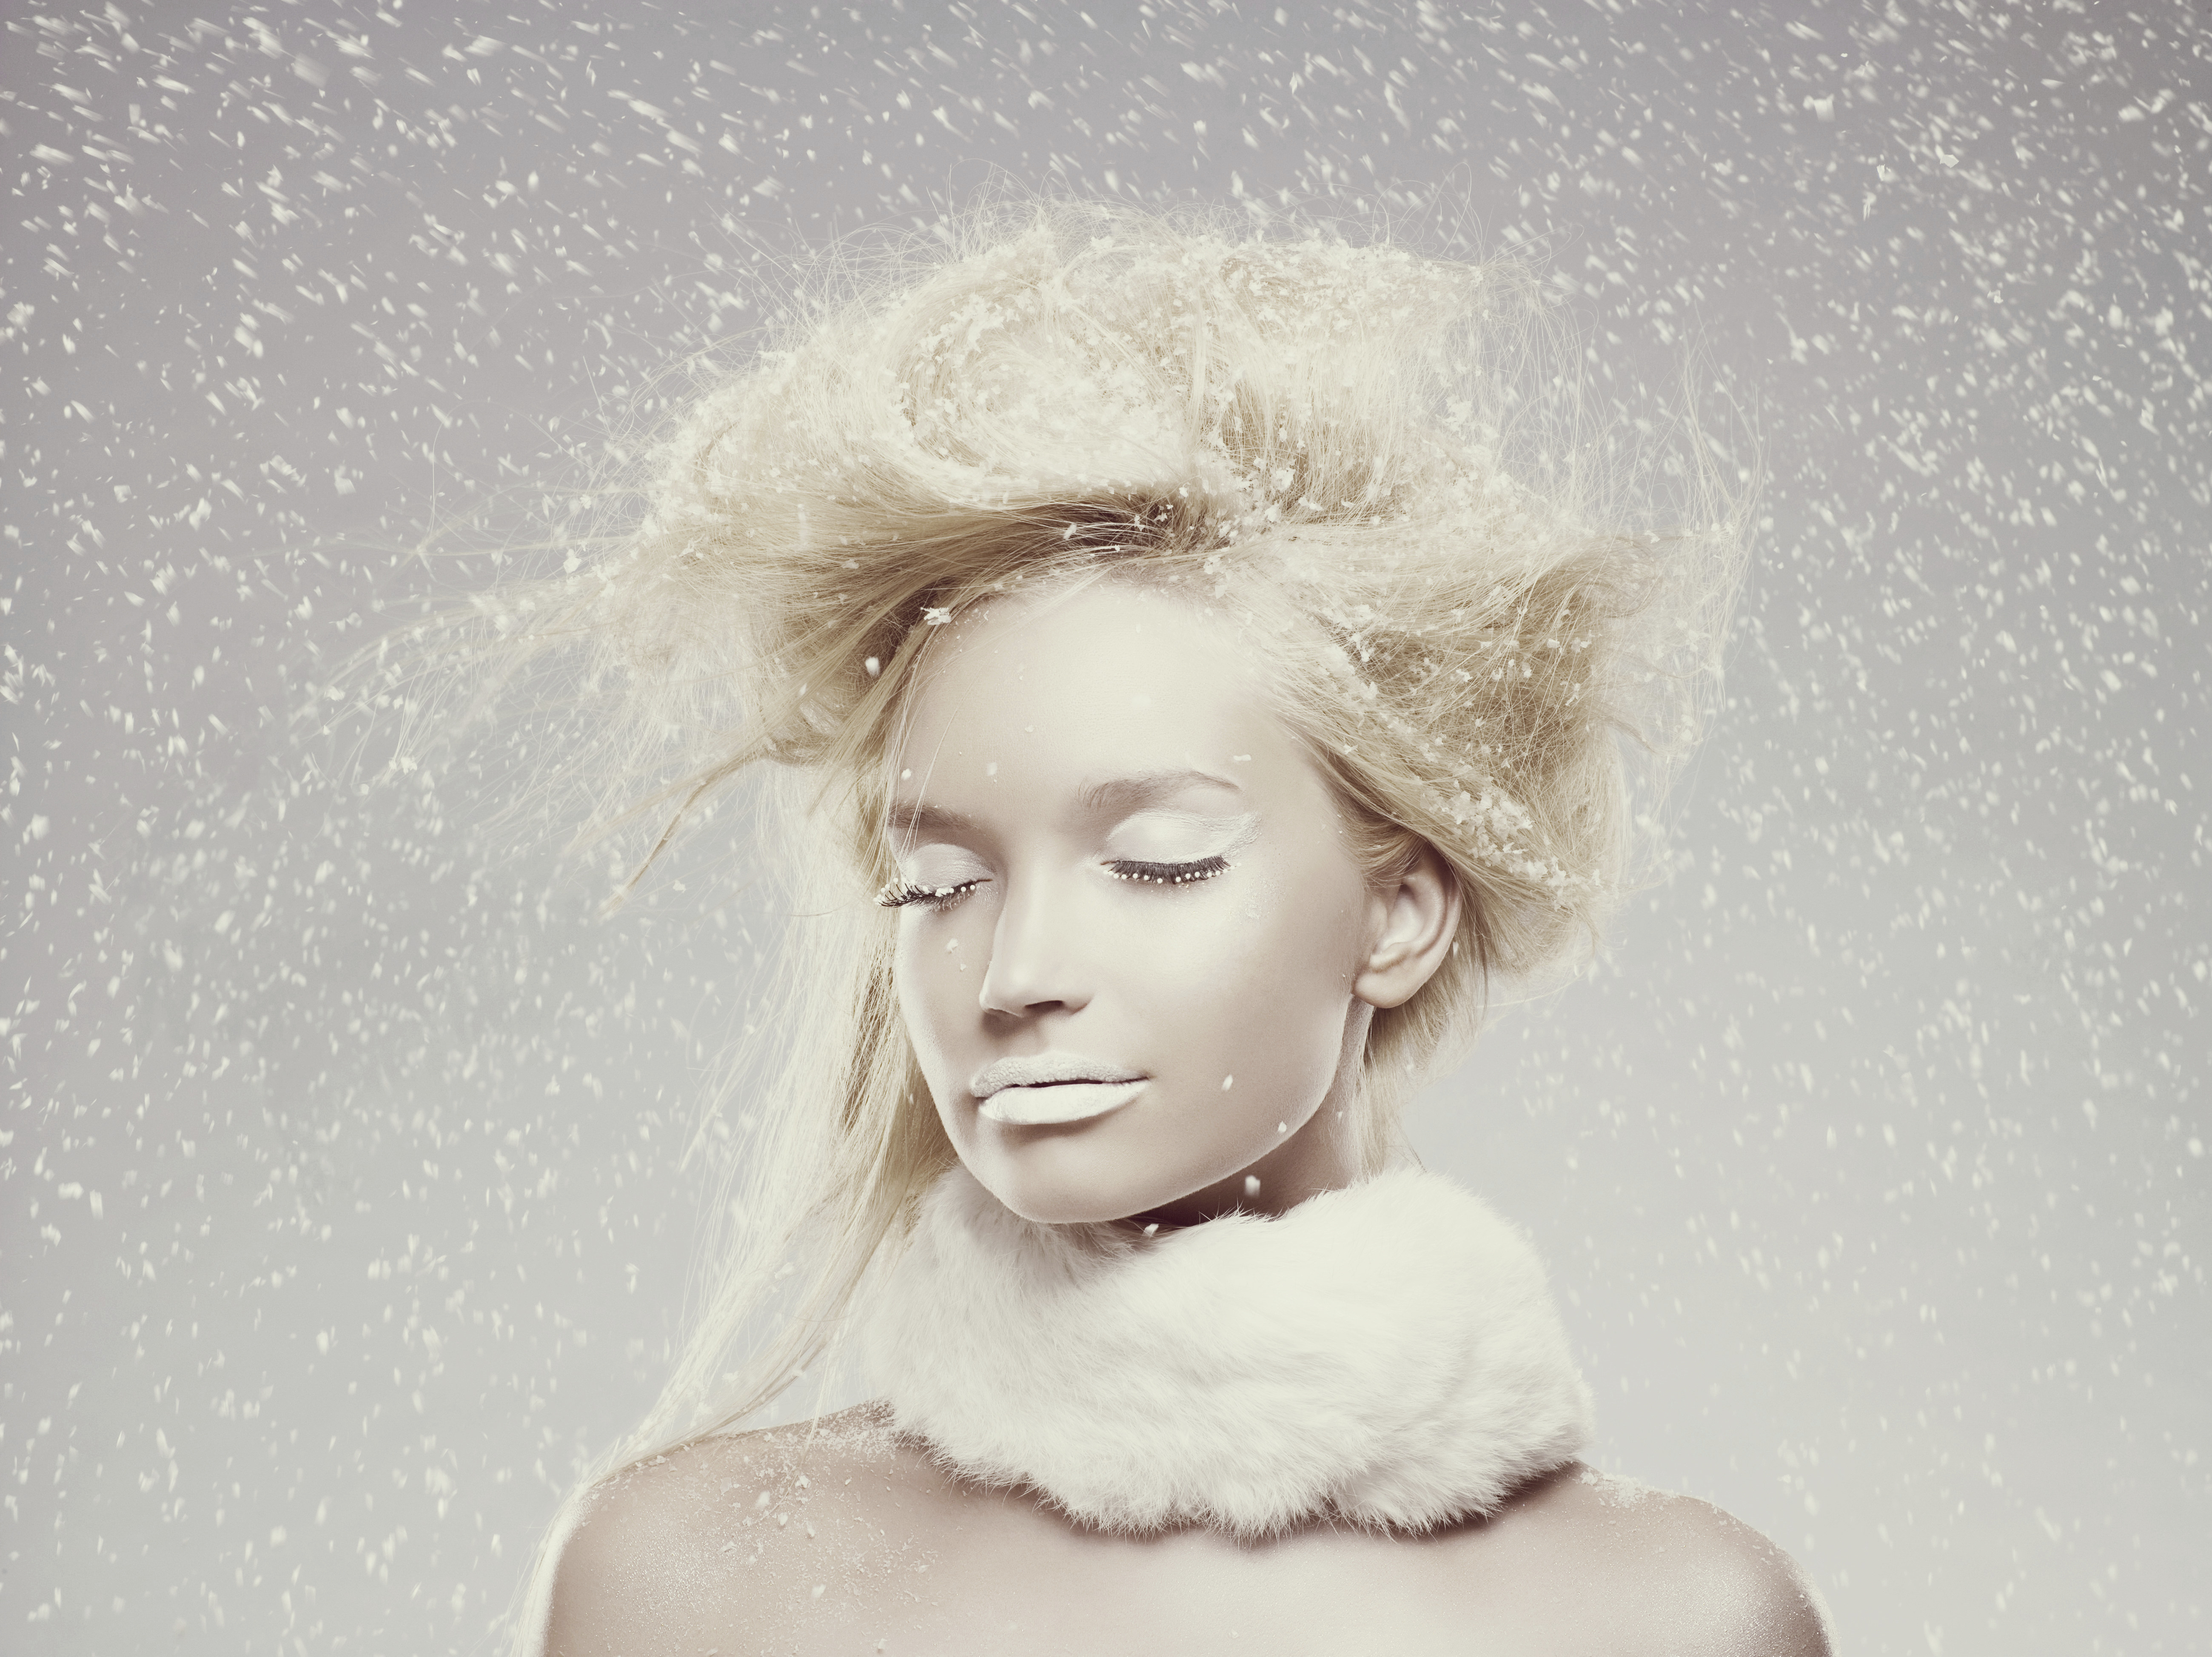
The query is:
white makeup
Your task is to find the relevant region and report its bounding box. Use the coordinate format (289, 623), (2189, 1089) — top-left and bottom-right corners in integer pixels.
(881, 805), (1257, 905)
(886, 582), (1380, 1226)
(1099, 808), (1257, 867)
(978, 1081), (1146, 1127)
(971, 1052), (1147, 1126)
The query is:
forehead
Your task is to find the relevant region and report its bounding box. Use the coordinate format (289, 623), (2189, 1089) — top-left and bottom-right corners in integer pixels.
(892, 581), (1285, 779)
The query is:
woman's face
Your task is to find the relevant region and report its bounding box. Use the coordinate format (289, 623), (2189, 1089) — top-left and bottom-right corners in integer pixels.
(886, 580), (1434, 1226)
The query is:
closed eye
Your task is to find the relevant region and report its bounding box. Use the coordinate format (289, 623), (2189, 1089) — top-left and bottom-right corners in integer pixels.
(876, 877), (989, 911)
(1103, 856), (1229, 887)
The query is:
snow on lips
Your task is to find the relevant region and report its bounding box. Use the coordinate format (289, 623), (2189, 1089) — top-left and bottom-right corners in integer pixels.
(974, 1079), (1146, 1127)
(969, 1052), (1148, 1126)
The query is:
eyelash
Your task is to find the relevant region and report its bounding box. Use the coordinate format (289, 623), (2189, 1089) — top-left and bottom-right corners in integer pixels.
(875, 857), (1230, 910)
(875, 878), (986, 911)
(1104, 856), (1229, 887)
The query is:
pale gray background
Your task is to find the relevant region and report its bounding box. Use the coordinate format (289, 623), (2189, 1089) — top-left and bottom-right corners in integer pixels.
(4, 1), (2206, 1652)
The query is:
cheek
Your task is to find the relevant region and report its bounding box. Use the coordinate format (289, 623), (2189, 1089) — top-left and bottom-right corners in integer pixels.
(1145, 877), (1362, 1084)
(893, 907), (1001, 1095)
(892, 929), (958, 1069)
(1235, 861), (1363, 993)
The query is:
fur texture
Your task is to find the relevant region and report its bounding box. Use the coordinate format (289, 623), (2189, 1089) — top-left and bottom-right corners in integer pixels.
(861, 1164), (1594, 1537)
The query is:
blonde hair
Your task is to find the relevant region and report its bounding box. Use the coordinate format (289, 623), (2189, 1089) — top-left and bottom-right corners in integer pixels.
(459, 201), (1742, 1652)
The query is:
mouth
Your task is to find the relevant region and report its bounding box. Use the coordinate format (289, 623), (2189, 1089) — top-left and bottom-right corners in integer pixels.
(970, 1052), (1147, 1127)
(976, 1079), (1146, 1127)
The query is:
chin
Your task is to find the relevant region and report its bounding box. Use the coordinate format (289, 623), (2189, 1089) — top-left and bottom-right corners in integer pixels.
(960, 1135), (1194, 1227)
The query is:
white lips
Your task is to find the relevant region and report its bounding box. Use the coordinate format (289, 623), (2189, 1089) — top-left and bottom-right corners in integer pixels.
(970, 1052), (1146, 1127)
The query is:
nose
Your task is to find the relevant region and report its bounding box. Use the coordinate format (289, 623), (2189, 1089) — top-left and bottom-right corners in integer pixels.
(976, 871), (1089, 1018)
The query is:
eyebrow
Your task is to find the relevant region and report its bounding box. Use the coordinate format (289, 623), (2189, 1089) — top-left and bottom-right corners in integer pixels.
(885, 799), (979, 849)
(1075, 767), (1244, 814)
(884, 767), (1242, 849)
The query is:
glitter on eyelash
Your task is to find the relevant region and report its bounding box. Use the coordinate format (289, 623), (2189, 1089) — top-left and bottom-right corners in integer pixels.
(1105, 857), (1229, 886)
(881, 856), (1228, 904)
(875, 879), (977, 908)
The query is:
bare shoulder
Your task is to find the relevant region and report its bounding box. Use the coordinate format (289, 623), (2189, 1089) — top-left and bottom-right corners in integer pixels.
(1462, 1465), (1832, 1656)
(543, 1403), (952, 1655)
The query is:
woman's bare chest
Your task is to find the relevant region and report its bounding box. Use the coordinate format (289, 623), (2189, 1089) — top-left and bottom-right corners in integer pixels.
(703, 1494), (1551, 1657)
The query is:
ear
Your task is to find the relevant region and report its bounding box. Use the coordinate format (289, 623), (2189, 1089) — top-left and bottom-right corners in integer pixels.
(1352, 847), (1463, 1011)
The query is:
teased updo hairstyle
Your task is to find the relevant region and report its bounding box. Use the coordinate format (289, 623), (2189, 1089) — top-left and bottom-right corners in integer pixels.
(464, 202), (1742, 1653)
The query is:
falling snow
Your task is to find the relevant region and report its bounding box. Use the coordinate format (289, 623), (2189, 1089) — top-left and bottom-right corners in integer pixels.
(3, 2), (2206, 1652)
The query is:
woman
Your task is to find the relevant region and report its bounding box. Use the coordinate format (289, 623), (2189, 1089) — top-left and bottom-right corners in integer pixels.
(485, 205), (1830, 1653)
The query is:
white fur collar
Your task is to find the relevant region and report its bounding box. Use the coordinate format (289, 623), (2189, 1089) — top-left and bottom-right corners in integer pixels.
(861, 1163), (1593, 1537)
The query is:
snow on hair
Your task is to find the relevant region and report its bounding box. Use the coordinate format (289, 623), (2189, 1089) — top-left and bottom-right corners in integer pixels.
(472, 201), (1744, 1653)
